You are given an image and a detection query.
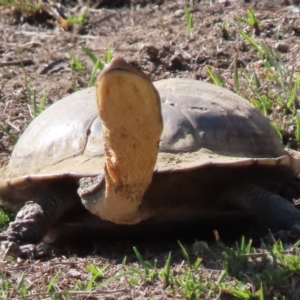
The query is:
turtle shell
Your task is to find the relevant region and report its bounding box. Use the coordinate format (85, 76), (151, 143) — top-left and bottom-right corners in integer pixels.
(0, 78), (298, 208)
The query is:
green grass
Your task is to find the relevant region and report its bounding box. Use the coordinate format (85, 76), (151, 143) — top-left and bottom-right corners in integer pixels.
(0, 124), (18, 144)
(0, 0), (48, 25)
(0, 0), (89, 31)
(24, 74), (48, 119)
(69, 45), (112, 90)
(0, 209), (9, 227)
(1, 240), (299, 299)
(0, 0), (44, 10)
(184, 4), (193, 33)
(236, 8), (260, 35)
(66, 11), (87, 26)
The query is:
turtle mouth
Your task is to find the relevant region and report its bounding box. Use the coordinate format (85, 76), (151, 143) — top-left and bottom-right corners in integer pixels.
(88, 57), (163, 224)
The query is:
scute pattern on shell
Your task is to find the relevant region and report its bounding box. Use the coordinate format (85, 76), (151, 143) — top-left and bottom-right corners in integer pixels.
(0, 78), (296, 180)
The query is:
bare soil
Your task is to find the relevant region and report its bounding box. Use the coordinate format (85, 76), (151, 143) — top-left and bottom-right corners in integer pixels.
(1, 0), (300, 299)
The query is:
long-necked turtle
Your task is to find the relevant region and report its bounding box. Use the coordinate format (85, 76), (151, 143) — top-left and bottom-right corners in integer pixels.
(1, 57), (300, 258)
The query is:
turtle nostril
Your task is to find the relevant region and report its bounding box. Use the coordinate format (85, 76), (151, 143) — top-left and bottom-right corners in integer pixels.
(86, 129), (91, 137)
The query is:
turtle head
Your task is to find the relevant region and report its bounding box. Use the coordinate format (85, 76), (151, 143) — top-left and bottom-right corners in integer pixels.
(83, 57), (163, 224)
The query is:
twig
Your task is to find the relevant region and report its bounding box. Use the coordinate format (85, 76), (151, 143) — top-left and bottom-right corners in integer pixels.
(24, 288), (129, 298)
(14, 30), (101, 39)
(0, 59), (34, 67)
(6, 121), (20, 132)
(0, 100), (11, 117)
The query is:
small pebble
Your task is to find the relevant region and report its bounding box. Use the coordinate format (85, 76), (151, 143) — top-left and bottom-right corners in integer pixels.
(68, 268), (82, 279)
(275, 42), (289, 53)
(174, 9), (184, 17)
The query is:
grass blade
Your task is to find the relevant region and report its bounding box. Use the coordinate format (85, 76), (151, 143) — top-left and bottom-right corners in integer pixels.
(133, 246), (149, 277)
(238, 30), (264, 56)
(206, 66), (225, 87)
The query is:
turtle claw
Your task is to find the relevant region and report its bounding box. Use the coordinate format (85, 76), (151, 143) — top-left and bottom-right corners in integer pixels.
(1, 241), (20, 259)
(19, 242), (50, 259)
(1, 240), (50, 259)
(0, 226), (50, 259)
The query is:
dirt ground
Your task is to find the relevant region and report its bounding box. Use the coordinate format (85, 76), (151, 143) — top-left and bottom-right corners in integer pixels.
(1, 0), (300, 299)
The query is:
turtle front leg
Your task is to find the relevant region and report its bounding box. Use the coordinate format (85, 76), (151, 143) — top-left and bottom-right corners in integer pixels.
(0, 181), (80, 259)
(221, 184), (300, 241)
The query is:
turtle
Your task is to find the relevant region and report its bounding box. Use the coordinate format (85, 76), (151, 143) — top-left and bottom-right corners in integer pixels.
(1, 57), (300, 259)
